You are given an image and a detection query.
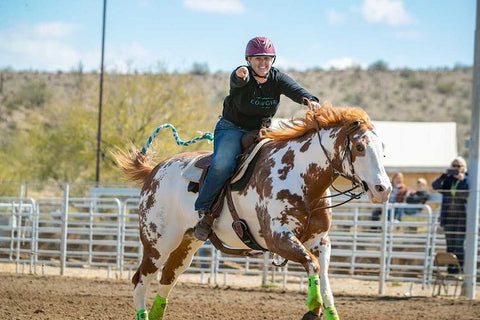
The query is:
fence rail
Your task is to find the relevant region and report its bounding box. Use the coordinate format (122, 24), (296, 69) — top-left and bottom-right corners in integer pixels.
(0, 189), (479, 294)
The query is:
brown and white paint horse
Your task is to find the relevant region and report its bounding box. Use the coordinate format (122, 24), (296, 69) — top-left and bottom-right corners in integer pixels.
(114, 104), (391, 320)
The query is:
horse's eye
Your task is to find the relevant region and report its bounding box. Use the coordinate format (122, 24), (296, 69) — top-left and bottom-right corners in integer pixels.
(356, 144), (365, 152)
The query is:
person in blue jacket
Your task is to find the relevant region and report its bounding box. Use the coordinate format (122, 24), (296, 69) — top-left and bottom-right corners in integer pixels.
(432, 156), (469, 273)
(194, 36), (321, 240)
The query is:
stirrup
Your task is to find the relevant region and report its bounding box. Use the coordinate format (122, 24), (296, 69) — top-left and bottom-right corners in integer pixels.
(194, 210), (213, 241)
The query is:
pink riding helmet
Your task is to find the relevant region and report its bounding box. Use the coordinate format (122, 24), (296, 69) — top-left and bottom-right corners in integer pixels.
(245, 37), (276, 59)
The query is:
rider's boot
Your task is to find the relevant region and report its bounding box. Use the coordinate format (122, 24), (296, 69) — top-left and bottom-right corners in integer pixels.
(194, 209), (214, 241)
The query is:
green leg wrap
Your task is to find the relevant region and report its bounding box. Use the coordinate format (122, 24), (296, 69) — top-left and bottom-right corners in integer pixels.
(136, 309), (148, 320)
(305, 275), (323, 311)
(325, 306), (340, 320)
(149, 294), (168, 320)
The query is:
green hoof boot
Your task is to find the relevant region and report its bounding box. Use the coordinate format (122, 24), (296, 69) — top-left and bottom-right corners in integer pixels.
(305, 275), (322, 311)
(325, 306), (340, 320)
(136, 309), (148, 320)
(149, 294), (168, 320)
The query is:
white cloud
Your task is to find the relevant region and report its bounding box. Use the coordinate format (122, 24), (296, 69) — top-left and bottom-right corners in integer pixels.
(361, 0), (414, 26)
(183, 0), (245, 15)
(274, 56), (308, 71)
(4, 38), (81, 70)
(106, 42), (154, 73)
(0, 22), (155, 72)
(327, 8), (345, 25)
(33, 21), (76, 39)
(324, 57), (362, 70)
(0, 22), (83, 70)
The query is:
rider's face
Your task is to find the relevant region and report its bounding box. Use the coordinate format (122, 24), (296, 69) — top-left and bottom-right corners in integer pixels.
(248, 56), (273, 77)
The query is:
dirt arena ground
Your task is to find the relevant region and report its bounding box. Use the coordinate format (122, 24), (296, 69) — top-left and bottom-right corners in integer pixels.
(1, 272), (479, 320)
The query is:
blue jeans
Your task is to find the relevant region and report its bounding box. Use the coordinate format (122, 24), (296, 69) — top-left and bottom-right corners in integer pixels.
(194, 118), (249, 211)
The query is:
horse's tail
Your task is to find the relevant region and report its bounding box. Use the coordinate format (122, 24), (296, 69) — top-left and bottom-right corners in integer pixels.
(112, 147), (155, 185)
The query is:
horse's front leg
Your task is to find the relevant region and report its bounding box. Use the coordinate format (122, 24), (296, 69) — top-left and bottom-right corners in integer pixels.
(266, 229), (323, 318)
(307, 234), (340, 320)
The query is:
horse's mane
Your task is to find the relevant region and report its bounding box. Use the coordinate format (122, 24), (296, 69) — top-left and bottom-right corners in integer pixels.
(261, 103), (372, 141)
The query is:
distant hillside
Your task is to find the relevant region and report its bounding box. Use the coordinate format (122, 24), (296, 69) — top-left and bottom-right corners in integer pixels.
(192, 67), (473, 156)
(0, 67), (473, 183)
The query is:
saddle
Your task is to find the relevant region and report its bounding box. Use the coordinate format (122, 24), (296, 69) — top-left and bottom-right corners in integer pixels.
(181, 131), (272, 256)
(182, 131), (270, 189)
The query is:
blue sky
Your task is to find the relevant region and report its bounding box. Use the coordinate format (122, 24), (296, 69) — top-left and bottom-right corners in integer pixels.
(0, 0), (476, 73)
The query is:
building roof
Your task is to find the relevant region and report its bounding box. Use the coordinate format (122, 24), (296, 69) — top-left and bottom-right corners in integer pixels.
(373, 121), (458, 172)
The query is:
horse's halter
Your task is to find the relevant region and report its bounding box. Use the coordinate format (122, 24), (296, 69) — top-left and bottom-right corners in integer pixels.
(312, 116), (366, 209)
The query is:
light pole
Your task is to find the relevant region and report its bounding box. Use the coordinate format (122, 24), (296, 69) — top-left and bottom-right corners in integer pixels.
(96, 0), (107, 184)
(464, 0), (480, 299)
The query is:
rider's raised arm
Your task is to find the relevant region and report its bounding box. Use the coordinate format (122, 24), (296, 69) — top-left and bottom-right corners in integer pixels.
(277, 71), (319, 105)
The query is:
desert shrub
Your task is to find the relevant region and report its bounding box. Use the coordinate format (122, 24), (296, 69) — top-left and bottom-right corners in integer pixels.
(408, 77), (424, 89)
(436, 81), (455, 95)
(343, 92), (363, 106)
(399, 69), (415, 79)
(368, 60), (389, 71)
(6, 80), (51, 110)
(454, 108), (470, 124)
(190, 62), (210, 75)
(371, 91), (381, 100)
(460, 88), (470, 99)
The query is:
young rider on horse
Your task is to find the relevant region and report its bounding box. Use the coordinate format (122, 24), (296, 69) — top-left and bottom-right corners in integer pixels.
(194, 36), (321, 241)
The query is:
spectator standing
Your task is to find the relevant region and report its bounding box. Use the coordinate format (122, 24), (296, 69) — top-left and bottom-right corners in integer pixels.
(432, 156), (469, 273)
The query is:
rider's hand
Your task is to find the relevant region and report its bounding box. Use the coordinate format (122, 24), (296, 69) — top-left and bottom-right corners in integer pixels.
(236, 67), (249, 81)
(309, 100), (322, 110)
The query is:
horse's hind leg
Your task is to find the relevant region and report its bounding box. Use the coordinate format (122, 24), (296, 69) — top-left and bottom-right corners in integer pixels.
(133, 226), (188, 319)
(148, 229), (204, 320)
(132, 248), (162, 319)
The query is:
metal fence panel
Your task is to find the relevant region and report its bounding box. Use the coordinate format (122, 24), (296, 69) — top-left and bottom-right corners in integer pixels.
(0, 191), (478, 292)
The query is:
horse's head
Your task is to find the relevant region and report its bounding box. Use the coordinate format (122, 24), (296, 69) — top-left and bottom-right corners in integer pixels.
(262, 103), (391, 203)
(334, 118), (392, 203)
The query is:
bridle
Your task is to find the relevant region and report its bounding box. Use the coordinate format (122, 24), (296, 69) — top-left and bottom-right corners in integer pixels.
(312, 117), (366, 209)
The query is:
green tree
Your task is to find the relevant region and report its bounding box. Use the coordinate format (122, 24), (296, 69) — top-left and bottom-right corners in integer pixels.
(368, 60), (389, 71)
(0, 72), (215, 183)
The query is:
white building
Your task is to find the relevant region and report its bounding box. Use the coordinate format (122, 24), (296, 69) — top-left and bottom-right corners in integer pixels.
(373, 121), (458, 173)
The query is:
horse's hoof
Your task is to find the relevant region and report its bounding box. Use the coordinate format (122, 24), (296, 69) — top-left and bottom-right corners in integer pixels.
(301, 310), (321, 320)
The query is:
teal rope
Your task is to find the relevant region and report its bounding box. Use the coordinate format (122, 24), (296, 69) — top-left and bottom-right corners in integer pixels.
(141, 124), (213, 154)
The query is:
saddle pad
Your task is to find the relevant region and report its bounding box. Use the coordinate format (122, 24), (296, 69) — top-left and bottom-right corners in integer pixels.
(181, 153), (208, 182)
(181, 138), (272, 184)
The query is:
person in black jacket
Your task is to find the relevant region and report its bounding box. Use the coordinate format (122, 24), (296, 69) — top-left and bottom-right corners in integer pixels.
(432, 156), (469, 273)
(194, 36), (321, 240)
